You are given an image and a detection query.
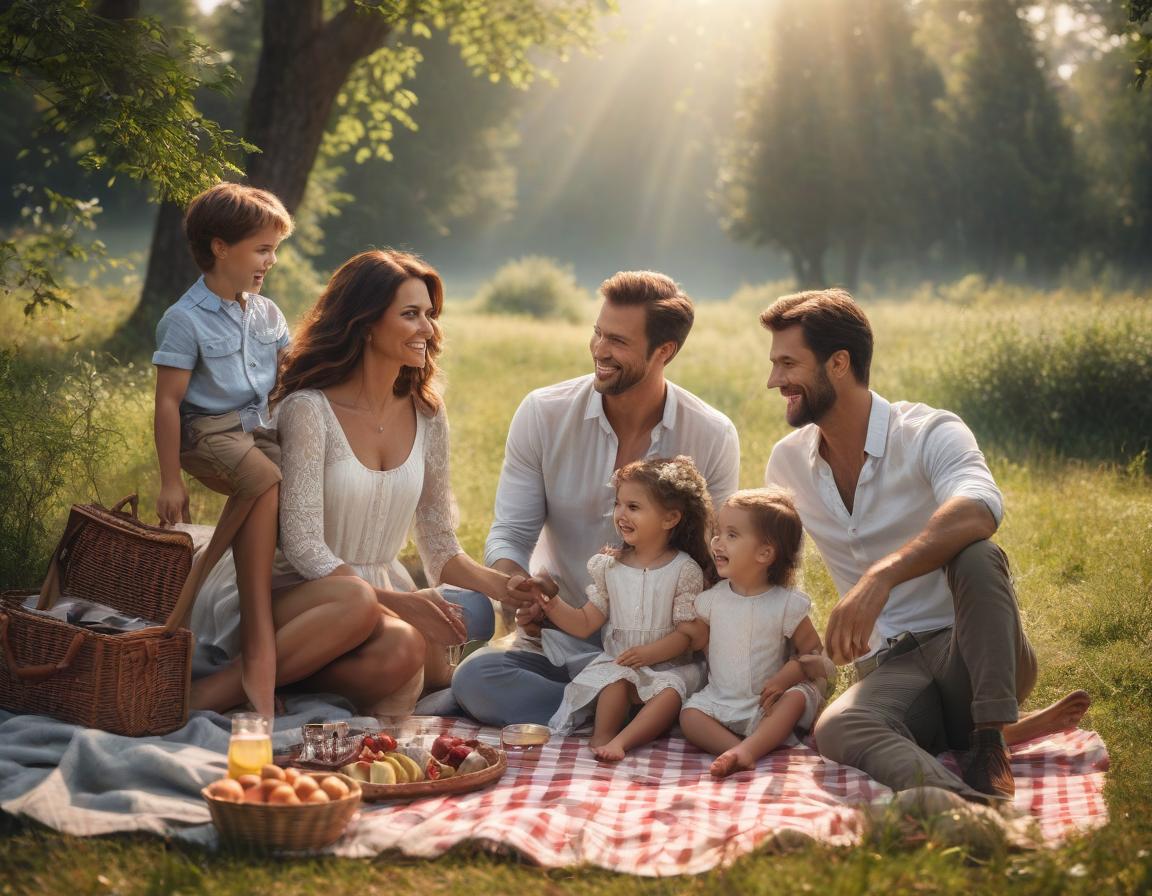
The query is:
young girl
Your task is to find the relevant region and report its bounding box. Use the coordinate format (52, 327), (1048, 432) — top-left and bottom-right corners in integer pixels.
(535, 456), (715, 761)
(680, 488), (836, 778)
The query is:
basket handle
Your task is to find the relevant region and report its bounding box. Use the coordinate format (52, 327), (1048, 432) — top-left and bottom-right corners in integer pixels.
(0, 613), (86, 683)
(110, 494), (140, 518)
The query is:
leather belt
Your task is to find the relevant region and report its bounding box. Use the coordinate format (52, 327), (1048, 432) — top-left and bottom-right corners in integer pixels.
(854, 627), (951, 680)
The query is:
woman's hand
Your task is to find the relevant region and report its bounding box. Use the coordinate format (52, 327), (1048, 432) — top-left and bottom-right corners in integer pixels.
(396, 588), (468, 646)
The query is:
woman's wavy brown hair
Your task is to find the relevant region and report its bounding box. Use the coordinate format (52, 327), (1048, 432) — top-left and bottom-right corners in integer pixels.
(273, 249), (444, 412)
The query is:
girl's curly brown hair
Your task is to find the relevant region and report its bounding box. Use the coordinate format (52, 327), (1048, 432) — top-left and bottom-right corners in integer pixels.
(612, 455), (717, 586)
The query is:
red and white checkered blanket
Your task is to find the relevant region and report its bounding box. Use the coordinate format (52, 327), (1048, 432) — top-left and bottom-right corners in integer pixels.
(340, 718), (1109, 875)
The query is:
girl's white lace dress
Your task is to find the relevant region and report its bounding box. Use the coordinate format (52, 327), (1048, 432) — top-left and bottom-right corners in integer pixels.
(190, 389), (464, 710)
(548, 551), (706, 735)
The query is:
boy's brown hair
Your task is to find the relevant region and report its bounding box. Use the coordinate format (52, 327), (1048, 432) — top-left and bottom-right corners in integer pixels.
(725, 488), (804, 587)
(184, 183), (294, 272)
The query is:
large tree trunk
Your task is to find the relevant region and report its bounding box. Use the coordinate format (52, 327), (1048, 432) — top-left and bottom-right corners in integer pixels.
(790, 248), (827, 290)
(120, 0), (393, 347)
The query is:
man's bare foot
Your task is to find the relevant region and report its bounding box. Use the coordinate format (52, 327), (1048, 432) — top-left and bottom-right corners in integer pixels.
(1004, 690), (1091, 745)
(710, 747), (755, 778)
(591, 740), (626, 762)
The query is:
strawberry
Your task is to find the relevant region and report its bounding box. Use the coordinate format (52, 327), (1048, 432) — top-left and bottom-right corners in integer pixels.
(378, 733), (398, 752)
(362, 734), (379, 752)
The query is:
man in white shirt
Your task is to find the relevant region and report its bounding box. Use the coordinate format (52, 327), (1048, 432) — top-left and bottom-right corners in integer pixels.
(451, 271), (740, 726)
(762, 288), (1088, 804)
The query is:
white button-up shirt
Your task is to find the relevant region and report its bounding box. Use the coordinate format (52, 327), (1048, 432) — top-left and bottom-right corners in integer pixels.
(486, 374), (740, 618)
(765, 392), (1003, 656)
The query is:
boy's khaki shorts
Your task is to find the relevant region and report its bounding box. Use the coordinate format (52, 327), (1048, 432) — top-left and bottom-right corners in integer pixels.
(180, 411), (282, 500)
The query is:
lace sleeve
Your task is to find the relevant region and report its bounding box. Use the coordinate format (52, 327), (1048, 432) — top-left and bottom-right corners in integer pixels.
(277, 392), (344, 579)
(413, 403), (464, 585)
(584, 553), (612, 616)
(672, 556), (704, 623)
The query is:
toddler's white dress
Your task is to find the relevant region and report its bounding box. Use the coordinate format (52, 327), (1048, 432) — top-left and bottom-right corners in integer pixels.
(682, 581), (823, 743)
(548, 550), (705, 735)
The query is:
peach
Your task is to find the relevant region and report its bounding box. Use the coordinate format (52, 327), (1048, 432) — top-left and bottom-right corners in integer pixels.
(236, 774), (261, 791)
(305, 789), (330, 804)
(293, 776), (319, 799)
(243, 785), (264, 803)
(319, 776), (350, 800)
(260, 764), (286, 781)
(205, 778), (244, 802)
(266, 783), (299, 804)
(283, 767), (300, 785)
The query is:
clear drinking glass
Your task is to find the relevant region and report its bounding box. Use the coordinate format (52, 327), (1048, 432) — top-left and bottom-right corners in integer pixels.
(227, 712), (272, 779)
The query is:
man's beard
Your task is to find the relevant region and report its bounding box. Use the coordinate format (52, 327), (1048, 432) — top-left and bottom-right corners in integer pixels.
(787, 366), (836, 426)
(593, 361), (646, 396)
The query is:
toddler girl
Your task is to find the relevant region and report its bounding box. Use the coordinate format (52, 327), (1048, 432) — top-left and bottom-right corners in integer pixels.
(535, 456), (715, 761)
(680, 488), (835, 777)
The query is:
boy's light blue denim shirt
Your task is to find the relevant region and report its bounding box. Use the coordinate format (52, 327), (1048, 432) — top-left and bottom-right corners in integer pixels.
(152, 276), (290, 431)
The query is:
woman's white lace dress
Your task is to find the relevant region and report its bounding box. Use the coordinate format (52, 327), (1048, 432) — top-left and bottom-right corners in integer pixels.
(190, 389), (463, 707)
(548, 551), (706, 735)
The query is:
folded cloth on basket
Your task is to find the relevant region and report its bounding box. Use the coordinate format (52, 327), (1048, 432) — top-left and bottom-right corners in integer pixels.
(19, 595), (158, 635)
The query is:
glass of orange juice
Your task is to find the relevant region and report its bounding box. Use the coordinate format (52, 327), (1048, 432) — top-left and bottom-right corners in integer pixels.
(227, 713), (272, 779)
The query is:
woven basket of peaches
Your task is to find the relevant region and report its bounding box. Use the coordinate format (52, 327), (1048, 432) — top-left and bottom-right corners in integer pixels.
(202, 765), (361, 852)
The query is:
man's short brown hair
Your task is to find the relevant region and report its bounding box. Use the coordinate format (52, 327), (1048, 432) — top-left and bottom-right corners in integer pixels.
(599, 270), (694, 360)
(760, 288), (873, 385)
(184, 183), (294, 272)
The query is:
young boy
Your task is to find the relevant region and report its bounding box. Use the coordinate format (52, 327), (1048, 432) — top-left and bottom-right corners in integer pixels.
(152, 182), (294, 718)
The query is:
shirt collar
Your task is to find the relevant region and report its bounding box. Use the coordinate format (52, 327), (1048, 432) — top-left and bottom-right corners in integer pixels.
(187, 276), (251, 313)
(583, 379), (678, 435)
(804, 390), (891, 462)
(187, 276), (225, 312)
(865, 391), (891, 457)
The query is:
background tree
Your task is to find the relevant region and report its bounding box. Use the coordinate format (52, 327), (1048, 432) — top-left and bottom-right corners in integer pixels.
(716, 0), (944, 289)
(0, 0), (249, 312)
(122, 0), (607, 344)
(935, 0), (1085, 280)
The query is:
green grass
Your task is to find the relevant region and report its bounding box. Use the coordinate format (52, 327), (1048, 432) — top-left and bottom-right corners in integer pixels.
(2, 285), (1151, 893)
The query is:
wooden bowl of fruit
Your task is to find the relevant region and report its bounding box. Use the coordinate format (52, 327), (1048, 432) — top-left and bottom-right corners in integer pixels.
(202, 764), (361, 851)
(337, 731), (507, 801)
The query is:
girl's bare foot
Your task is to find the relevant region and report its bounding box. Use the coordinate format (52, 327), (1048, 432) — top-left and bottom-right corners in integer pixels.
(710, 746), (756, 778)
(591, 740), (626, 762)
(1004, 690), (1091, 745)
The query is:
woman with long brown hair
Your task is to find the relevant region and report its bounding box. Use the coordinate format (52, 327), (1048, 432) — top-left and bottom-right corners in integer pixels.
(191, 249), (508, 714)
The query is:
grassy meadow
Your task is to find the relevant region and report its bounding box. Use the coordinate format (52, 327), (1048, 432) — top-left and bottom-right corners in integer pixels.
(2, 282), (1151, 894)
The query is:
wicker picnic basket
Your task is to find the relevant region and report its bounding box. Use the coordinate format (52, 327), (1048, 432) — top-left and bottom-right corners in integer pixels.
(0, 495), (196, 736)
(202, 772), (362, 851)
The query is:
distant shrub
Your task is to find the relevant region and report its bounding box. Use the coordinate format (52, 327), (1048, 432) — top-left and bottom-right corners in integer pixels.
(0, 352), (123, 588)
(726, 279), (795, 311)
(934, 313), (1152, 469)
(477, 257), (587, 321)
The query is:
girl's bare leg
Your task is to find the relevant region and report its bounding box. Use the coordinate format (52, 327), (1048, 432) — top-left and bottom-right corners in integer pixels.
(711, 690), (807, 778)
(589, 679), (632, 750)
(593, 687), (682, 762)
(190, 576), (380, 713)
(231, 484), (278, 717)
(680, 707), (741, 755)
